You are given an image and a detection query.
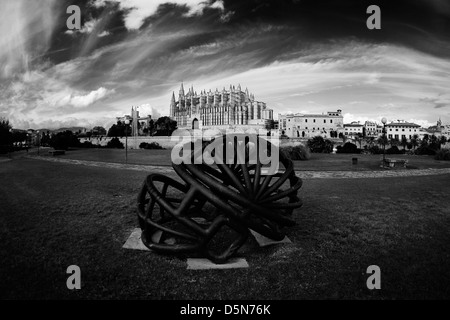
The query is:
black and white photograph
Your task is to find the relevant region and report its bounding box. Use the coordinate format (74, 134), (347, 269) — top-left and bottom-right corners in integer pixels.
(1, 0), (450, 305)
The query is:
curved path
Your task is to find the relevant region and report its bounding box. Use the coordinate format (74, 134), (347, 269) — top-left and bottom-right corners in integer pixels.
(26, 155), (450, 179)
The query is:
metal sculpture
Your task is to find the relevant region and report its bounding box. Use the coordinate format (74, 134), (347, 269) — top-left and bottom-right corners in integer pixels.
(137, 134), (303, 263)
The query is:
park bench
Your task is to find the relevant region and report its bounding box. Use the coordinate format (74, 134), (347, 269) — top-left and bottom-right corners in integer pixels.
(48, 150), (66, 156)
(383, 158), (408, 168)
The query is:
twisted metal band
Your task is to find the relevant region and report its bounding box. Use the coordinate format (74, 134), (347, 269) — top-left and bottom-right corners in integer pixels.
(137, 134), (303, 263)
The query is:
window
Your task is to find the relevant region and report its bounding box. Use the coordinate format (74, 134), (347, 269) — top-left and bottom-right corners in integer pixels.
(313, 119), (316, 123)
(330, 120), (333, 123)
(324, 119), (326, 123)
(402, 129), (405, 131)
(395, 129), (398, 131)
(305, 119), (308, 123)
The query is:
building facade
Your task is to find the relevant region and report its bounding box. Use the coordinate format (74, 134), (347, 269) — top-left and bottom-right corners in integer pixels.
(278, 110), (344, 138)
(385, 120), (421, 140)
(381, 119), (450, 141)
(343, 121), (364, 137)
(170, 83), (273, 131)
(364, 121), (378, 137)
(426, 118), (450, 138)
(117, 106), (152, 136)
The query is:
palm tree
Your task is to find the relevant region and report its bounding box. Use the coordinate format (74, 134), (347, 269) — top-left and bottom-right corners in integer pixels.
(366, 136), (375, 148)
(411, 135), (419, 150)
(430, 134), (438, 144)
(390, 137), (400, 147)
(377, 136), (387, 146)
(401, 136), (408, 151)
(355, 133), (363, 149)
(439, 136), (447, 147)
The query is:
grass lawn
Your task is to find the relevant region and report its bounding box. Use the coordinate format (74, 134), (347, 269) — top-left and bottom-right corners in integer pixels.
(23, 147), (450, 171)
(1, 157), (450, 299)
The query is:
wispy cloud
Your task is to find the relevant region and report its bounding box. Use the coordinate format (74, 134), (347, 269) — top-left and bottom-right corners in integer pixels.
(92, 0), (228, 29)
(1, 0), (450, 129)
(0, 0), (57, 78)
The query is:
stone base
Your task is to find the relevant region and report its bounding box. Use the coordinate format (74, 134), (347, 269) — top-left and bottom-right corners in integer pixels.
(122, 228), (150, 251)
(186, 258), (249, 270)
(249, 229), (292, 247)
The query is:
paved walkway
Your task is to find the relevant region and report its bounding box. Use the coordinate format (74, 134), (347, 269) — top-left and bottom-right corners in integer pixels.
(27, 155), (450, 179)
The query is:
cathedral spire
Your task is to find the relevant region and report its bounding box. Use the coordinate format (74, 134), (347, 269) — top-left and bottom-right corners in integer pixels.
(180, 82), (185, 94)
(170, 92), (176, 117)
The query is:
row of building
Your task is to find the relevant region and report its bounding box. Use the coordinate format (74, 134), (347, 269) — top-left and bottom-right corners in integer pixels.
(278, 110), (450, 140)
(278, 111), (450, 141)
(116, 83), (449, 141)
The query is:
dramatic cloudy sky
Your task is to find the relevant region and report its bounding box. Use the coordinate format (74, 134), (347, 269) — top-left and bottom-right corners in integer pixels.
(1, 0), (449, 130)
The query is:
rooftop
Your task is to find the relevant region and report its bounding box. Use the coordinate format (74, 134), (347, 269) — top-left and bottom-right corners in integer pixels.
(385, 122), (420, 127)
(344, 123), (364, 127)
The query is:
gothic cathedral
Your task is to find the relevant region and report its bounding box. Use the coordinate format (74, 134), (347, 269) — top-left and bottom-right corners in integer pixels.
(170, 83), (273, 131)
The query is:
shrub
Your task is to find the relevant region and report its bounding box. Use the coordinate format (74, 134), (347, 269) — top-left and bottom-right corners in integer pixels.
(368, 145), (382, 154)
(386, 146), (403, 154)
(336, 142), (359, 154)
(435, 149), (450, 161)
(49, 131), (80, 150)
(106, 137), (124, 149)
(139, 142), (164, 150)
(415, 142), (438, 155)
(281, 145), (311, 161)
(148, 142), (163, 149)
(307, 136), (334, 153)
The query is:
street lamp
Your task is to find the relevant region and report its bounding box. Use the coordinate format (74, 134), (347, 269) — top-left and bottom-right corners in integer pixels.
(124, 119), (130, 164)
(8, 128), (12, 158)
(135, 106), (139, 149)
(26, 133), (30, 153)
(36, 130), (40, 156)
(381, 117), (387, 167)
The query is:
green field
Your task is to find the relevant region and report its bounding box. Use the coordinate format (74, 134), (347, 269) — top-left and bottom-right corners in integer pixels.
(24, 147), (450, 171)
(1, 154), (449, 299)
